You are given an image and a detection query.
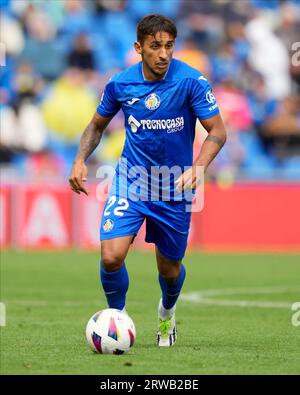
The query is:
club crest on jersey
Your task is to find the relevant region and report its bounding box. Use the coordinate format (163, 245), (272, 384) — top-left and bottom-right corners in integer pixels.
(145, 93), (160, 110)
(103, 219), (114, 232)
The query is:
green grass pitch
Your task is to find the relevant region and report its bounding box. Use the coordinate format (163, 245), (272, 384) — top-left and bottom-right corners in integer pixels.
(1, 250), (300, 375)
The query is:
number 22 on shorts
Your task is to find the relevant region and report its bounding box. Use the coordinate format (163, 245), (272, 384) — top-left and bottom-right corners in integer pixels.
(104, 196), (129, 217)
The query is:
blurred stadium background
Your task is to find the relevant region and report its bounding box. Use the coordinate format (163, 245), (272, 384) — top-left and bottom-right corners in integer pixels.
(1, 0), (300, 376)
(0, 0), (300, 251)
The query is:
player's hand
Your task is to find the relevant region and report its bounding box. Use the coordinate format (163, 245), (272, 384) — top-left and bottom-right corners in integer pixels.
(175, 165), (202, 192)
(69, 159), (89, 196)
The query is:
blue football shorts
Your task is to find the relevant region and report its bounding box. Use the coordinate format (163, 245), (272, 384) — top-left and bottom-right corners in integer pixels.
(100, 194), (192, 261)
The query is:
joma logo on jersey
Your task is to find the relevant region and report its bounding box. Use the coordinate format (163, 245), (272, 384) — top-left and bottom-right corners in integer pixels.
(145, 93), (160, 110)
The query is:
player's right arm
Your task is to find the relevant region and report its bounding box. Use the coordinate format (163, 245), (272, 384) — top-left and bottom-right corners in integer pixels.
(69, 113), (113, 195)
(69, 78), (121, 195)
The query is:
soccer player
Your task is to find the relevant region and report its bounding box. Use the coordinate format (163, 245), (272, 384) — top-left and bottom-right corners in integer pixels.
(69, 14), (226, 347)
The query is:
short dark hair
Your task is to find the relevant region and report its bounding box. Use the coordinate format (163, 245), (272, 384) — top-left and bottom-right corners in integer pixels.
(137, 14), (177, 45)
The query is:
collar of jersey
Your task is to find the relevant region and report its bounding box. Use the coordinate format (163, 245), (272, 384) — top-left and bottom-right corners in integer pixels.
(139, 60), (172, 83)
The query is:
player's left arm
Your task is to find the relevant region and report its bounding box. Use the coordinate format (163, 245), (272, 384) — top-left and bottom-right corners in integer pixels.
(175, 113), (226, 191)
(195, 113), (227, 171)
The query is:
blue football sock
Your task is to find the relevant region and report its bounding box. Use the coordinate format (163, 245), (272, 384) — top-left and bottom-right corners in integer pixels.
(158, 264), (186, 310)
(100, 261), (129, 310)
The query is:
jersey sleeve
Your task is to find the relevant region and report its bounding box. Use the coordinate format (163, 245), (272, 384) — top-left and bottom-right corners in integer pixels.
(189, 78), (220, 120)
(96, 81), (121, 118)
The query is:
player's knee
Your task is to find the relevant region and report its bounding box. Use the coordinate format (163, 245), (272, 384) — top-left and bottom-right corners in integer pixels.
(101, 252), (125, 272)
(159, 263), (182, 283)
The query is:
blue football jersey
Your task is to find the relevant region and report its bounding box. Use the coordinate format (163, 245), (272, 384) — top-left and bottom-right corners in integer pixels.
(97, 58), (219, 200)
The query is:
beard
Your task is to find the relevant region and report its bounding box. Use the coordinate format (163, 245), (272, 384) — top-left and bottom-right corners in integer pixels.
(142, 57), (169, 80)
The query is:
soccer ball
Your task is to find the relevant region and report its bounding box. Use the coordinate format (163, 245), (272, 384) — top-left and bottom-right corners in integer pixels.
(85, 308), (136, 355)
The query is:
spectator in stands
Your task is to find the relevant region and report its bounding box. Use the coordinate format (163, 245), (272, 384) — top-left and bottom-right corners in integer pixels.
(246, 72), (278, 130)
(214, 77), (253, 133)
(211, 40), (244, 85)
(175, 38), (211, 79)
(0, 62), (48, 162)
(260, 95), (300, 158)
(67, 32), (95, 71)
(245, 13), (292, 100)
(18, 3), (66, 80)
(225, 19), (250, 65)
(178, 0), (224, 51)
(41, 67), (97, 171)
(0, 9), (25, 103)
(94, 0), (127, 13)
(277, 1), (300, 89)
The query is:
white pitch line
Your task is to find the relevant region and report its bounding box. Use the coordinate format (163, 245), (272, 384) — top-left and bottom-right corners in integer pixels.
(4, 287), (300, 310)
(193, 286), (300, 297)
(181, 296), (291, 309)
(181, 286), (300, 309)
